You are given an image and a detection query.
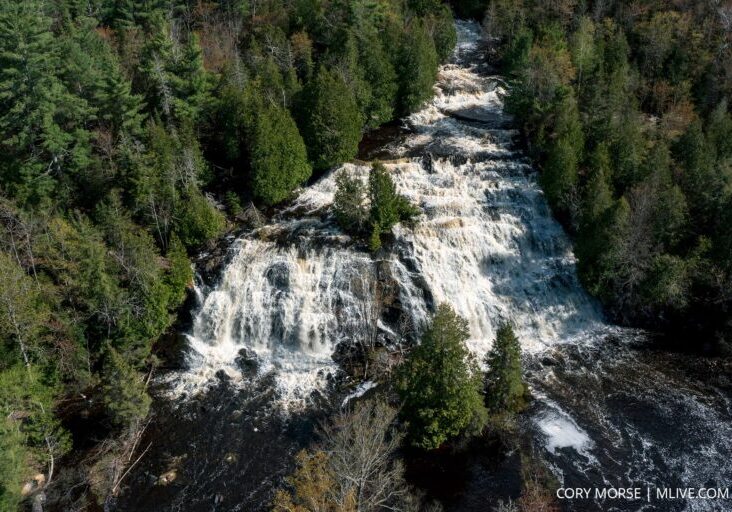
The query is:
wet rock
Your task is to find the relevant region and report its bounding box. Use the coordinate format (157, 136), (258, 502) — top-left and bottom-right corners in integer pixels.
(265, 262), (290, 291)
(235, 348), (259, 377)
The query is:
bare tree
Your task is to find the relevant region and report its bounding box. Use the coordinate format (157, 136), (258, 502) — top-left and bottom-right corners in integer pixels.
(275, 399), (419, 512)
(319, 400), (413, 512)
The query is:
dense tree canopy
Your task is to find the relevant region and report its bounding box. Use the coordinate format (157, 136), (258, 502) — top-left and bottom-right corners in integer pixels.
(298, 67), (364, 171)
(0, 0), (456, 508)
(249, 102), (312, 205)
(332, 163), (419, 251)
(487, 0), (732, 351)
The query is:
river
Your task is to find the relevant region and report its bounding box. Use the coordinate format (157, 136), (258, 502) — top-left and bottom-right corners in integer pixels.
(116, 21), (732, 512)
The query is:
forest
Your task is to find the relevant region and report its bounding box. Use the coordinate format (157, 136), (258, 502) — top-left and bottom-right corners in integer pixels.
(2, 0), (732, 511)
(486, 0), (732, 352)
(0, 0), (464, 509)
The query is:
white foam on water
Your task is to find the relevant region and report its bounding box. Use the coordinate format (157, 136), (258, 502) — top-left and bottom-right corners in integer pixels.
(538, 412), (593, 455)
(169, 20), (606, 406)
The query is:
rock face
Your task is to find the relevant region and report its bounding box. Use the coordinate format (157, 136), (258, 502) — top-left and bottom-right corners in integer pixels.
(169, 21), (606, 405)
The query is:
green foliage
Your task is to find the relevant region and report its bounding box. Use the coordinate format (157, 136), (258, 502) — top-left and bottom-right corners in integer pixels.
(0, 0), (91, 206)
(397, 304), (488, 450)
(0, 252), (49, 369)
(102, 344), (151, 427)
(540, 94), (583, 216)
(164, 235), (193, 308)
(333, 164), (419, 251)
(333, 171), (369, 235)
(428, 5), (457, 63)
(298, 67), (364, 171)
(0, 417), (28, 512)
(369, 163), (419, 245)
(176, 188), (226, 249)
(397, 21), (439, 115)
(0, 365), (71, 500)
(0, 0), (455, 502)
(139, 16), (212, 125)
(250, 102), (312, 205)
(484, 324), (528, 414)
(358, 33), (399, 129)
(489, 0), (732, 345)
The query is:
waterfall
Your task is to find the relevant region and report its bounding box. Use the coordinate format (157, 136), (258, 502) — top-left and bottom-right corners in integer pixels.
(172, 21), (606, 404)
(157, 21), (732, 512)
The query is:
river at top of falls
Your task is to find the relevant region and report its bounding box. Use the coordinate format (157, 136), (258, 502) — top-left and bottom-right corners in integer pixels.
(152, 20), (732, 512)
(170, 20), (609, 406)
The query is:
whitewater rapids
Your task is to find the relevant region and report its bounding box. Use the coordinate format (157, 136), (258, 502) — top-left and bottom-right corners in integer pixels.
(163, 21), (732, 512)
(173, 21), (606, 403)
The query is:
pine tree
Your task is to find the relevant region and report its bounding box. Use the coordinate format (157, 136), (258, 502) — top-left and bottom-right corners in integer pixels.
(104, 0), (166, 29)
(298, 66), (363, 171)
(98, 69), (147, 137)
(484, 324), (527, 414)
(540, 94), (583, 217)
(0, 0), (91, 205)
(333, 170), (369, 235)
(427, 5), (457, 63)
(397, 303), (488, 450)
(170, 33), (212, 123)
(138, 16), (180, 124)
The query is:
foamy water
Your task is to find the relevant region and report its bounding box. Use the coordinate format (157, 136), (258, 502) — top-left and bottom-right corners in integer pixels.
(169, 21), (606, 405)
(159, 21), (732, 512)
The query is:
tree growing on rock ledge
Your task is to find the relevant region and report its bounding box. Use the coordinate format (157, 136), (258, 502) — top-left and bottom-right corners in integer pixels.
(333, 163), (419, 252)
(397, 304), (488, 450)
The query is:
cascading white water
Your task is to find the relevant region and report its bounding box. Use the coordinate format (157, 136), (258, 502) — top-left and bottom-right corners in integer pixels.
(169, 25), (617, 483)
(173, 21), (606, 404)
(162, 21), (732, 512)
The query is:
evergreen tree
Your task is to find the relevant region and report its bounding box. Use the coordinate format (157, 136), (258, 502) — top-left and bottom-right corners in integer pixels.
(175, 188), (226, 249)
(298, 67), (363, 171)
(170, 33), (212, 123)
(0, 366), (71, 496)
(428, 5), (457, 63)
(98, 69), (147, 137)
(0, 417), (28, 512)
(368, 163), (419, 249)
(0, 0), (91, 205)
(358, 33), (398, 129)
(397, 303), (488, 450)
(484, 324), (528, 414)
(249, 102), (312, 205)
(164, 234), (193, 307)
(675, 121), (729, 228)
(333, 170), (369, 235)
(103, 0), (167, 29)
(102, 344), (151, 427)
(540, 94), (583, 217)
(396, 21), (438, 115)
(0, 252), (49, 369)
(138, 16), (211, 124)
